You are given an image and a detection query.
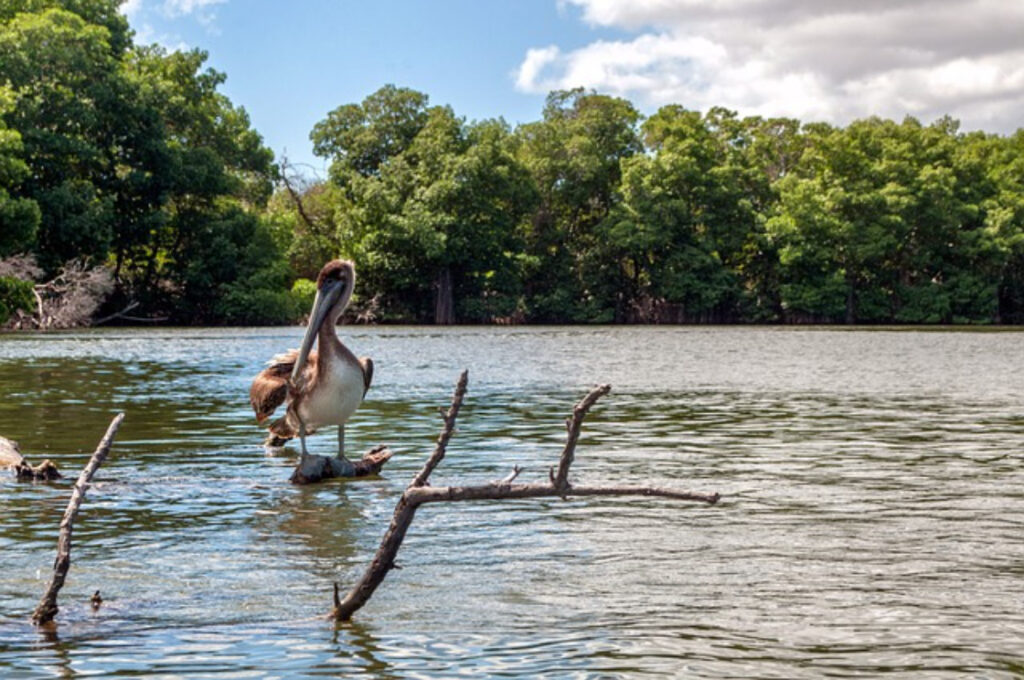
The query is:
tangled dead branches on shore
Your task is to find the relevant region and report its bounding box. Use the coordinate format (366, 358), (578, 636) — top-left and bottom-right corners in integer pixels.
(0, 255), (114, 330)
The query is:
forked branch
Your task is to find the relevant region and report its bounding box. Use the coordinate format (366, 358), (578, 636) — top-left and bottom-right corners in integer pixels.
(410, 369), (468, 487)
(553, 383), (610, 490)
(32, 413), (125, 625)
(331, 374), (719, 622)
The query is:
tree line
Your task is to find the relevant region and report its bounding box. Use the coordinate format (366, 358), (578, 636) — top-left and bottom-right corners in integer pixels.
(3, 0), (1023, 326)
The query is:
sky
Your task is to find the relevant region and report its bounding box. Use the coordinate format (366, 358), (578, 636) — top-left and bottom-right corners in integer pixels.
(122, 0), (1024, 174)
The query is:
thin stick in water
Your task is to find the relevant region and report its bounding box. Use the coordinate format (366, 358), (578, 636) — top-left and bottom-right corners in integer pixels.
(32, 413), (125, 626)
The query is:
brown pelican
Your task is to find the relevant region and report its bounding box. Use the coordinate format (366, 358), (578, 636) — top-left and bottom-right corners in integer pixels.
(249, 260), (372, 475)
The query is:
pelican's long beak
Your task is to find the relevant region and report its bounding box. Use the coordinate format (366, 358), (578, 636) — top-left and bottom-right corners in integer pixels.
(291, 281), (342, 384)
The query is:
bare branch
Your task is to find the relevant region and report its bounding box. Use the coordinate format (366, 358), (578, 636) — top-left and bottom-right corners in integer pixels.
(333, 371), (468, 620)
(408, 482), (720, 506)
(0, 253), (42, 280)
(92, 301), (140, 326)
(280, 155), (332, 242)
(332, 489), (423, 621)
(332, 477), (718, 622)
(331, 374), (719, 622)
(32, 413), (125, 625)
(553, 384), (611, 490)
(495, 464), (523, 485)
(32, 286), (45, 329)
(30, 260), (114, 329)
(410, 369), (468, 488)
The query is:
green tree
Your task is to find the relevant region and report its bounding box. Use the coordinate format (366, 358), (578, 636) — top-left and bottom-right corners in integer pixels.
(311, 86), (536, 323)
(515, 88), (641, 321)
(114, 44), (277, 320)
(312, 84), (429, 179)
(594, 106), (783, 322)
(768, 117), (983, 323)
(0, 4), (124, 268)
(1, 0), (282, 323)
(979, 130), (1024, 323)
(0, 85), (39, 256)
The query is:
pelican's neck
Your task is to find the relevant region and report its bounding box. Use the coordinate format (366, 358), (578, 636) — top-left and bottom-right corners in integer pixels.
(316, 291), (358, 371)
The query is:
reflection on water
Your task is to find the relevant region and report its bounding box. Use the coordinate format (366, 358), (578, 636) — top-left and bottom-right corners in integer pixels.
(1, 326), (1023, 677)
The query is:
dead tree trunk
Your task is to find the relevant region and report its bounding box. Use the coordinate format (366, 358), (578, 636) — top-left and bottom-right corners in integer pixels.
(331, 372), (720, 621)
(434, 266), (454, 325)
(32, 413), (125, 625)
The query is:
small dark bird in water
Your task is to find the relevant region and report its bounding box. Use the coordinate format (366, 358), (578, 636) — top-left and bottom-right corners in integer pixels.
(249, 260), (373, 475)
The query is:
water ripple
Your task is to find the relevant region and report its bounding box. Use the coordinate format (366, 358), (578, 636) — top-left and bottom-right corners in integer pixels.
(2, 327), (1023, 677)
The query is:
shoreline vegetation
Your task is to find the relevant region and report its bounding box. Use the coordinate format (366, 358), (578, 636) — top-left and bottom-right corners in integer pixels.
(2, 2), (1024, 330)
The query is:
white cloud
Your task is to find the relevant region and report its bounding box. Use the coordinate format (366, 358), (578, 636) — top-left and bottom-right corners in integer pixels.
(121, 0), (226, 48)
(162, 0), (226, 36)
(520, 0), (1024, 131)
(131, 20), (190, 51)
(516, 46), (561, 92)
(162, 0), (226, 17)
(121, 0), (143, 19)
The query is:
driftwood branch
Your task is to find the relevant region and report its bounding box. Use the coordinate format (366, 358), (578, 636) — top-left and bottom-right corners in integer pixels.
(1, 436), (62, 481)
(495, 464), (523, 485)
(554, 383), (610, 490)
(290, 445), (394, 484)
(331, 375), (719, 622)
(32, 413), (125, 626)
(410, 369), (468, 488)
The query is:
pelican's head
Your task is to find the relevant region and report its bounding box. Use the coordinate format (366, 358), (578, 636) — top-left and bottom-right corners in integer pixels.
(291, 260), (356, 384)
(315, 259), (356, 310)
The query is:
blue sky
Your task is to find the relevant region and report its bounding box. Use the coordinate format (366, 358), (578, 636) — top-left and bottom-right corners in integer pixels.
(124, 0), (630, 174)
(124, 0), (1024, 175)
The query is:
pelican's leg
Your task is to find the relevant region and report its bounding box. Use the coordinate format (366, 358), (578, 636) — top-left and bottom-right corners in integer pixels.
(297, 414), (310, 458)
(336, 425), (355, 476)
(292, 411), (332, 483)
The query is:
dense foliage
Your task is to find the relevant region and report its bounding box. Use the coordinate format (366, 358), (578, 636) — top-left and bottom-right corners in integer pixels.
(3, 2), (1023, 325)
(298, 88), (1024, 324)
(0, 0), (294, 324)
(0, 274), (33, 324)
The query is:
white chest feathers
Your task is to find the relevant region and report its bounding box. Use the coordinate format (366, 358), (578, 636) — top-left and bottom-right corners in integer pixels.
(300, 358), (365, 428)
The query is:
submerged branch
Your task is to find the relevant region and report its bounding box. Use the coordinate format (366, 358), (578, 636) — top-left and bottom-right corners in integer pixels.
(2, 436), (62, 481)
(290, 445), (394, 484)
(408, 482), (720, 505)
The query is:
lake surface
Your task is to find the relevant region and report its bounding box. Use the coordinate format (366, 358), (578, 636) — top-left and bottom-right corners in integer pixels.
(1, 326), (1023, 678)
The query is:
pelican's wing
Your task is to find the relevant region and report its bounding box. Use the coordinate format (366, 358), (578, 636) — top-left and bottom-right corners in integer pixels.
(359, 356), (374, 396)
(250, 349), (301, 423)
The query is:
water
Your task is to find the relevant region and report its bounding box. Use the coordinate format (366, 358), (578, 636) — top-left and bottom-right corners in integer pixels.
(1, 326), (1023, 678)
